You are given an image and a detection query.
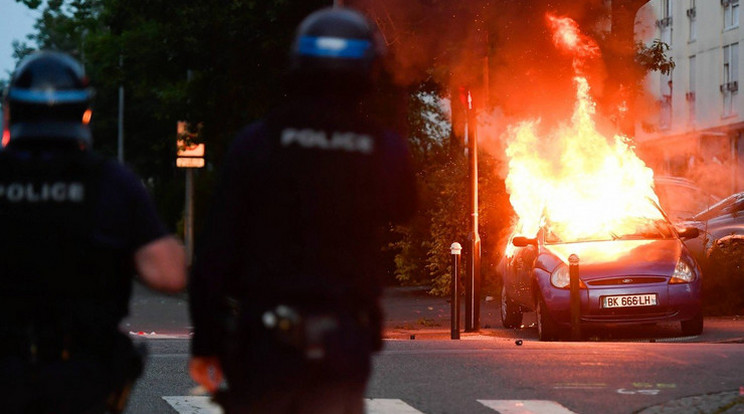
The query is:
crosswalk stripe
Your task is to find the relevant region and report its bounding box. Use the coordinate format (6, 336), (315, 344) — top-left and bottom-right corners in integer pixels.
(162, 396), (222, 414)
(366, 398), (426, 414)
(161, 396), (576, 414)
(478, 400), (578, 414)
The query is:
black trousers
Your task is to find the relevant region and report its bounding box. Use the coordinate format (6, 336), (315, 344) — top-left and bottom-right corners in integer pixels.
(0, 355), (113, 414)
(218, 378), (368, 414)
(216, 311), (374, 414)
(0, 333), (143, 414)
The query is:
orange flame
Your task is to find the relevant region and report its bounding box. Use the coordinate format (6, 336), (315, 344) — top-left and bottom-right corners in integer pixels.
(546, 13), (600, 75)
(504, 15), (659, 248)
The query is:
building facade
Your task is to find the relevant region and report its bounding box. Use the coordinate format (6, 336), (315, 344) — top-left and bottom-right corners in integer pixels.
(636, 0), (744, 197)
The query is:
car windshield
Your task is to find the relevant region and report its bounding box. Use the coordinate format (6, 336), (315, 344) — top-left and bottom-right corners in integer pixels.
(656, 182), (712, 221)
(692, 192), (744, 221)
(544, 216), (676, 244)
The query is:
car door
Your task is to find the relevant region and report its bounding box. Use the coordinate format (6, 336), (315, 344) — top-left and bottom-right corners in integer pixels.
(512, 238), (538, 308)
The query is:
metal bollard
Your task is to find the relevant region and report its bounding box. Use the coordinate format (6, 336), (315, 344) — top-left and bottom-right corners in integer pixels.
(450, 242), (462, 340)
(569, 254), (581, 341)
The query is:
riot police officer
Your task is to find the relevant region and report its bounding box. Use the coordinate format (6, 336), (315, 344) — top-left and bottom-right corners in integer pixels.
(0, 51), (187, 413)
(189, 7), (417, 414)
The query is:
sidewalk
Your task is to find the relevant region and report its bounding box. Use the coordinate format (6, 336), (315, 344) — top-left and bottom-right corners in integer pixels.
(381, 285), (501, 340)
(380, 285), (744, 343)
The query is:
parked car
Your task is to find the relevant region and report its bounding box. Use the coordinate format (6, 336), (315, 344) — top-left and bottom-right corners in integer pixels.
(680, 191), (744, 266)
(500, 214), (703, 341)
(654, 176), (717, 223)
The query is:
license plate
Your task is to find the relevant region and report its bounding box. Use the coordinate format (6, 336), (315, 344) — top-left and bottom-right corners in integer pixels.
(602, 294), (657, 308)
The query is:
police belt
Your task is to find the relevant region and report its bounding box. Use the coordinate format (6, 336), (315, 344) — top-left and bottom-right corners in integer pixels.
(0, 326), (117, 363)
(224, 298), (375, 361)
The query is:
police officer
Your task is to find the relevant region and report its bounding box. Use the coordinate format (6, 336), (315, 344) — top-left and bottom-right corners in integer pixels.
(189, 7), (417, 414)
(0, 51), (187, 413)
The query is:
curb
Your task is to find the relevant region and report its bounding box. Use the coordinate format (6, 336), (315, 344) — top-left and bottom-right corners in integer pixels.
(635, 390), (744, 414)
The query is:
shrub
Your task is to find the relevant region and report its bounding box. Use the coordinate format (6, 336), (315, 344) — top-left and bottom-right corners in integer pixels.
(702, 235), (744, 315)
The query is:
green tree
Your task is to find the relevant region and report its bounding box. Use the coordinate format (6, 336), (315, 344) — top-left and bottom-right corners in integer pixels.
(390, 87), (510, 296)
(7, 0), (329, 233)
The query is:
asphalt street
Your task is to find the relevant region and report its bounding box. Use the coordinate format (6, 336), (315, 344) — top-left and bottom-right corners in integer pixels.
(121, 283), (744, 414)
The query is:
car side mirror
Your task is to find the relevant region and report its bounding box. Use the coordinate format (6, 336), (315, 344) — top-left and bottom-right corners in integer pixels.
(512, 236), (538, 247)
(678, 227), (700, 240)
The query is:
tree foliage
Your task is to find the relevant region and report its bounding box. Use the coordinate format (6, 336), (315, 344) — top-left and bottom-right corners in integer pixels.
(5, 0), (329, 232)
(2, 0), (673, 296)
(391, 89), (510, 296)
(636, 39), (675, 76)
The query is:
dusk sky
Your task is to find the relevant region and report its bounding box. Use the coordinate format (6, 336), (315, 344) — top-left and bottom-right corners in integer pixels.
(0, 0), (38, 79)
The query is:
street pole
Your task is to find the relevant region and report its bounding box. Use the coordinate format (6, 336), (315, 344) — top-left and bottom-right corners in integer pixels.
(185, 168), (194, 266)
(117, 54), (124, 163)
(569, 254), (581, 340)
(465, 91), (481, 332)
(450, 242), (462, 340)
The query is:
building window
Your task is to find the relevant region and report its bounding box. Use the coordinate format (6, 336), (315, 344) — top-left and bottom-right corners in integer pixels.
(724, 0), (740, 30)
(687, 55), (696, 124)
(688, 0), (697, 41)
(722, 43), (739, 117)
(658, 0), (673, 45)
(660, 72), (673, 129)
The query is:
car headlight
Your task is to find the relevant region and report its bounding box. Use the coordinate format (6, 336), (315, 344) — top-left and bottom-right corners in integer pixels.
(669, 258), (696, 284)
(551, 263), (570, 288)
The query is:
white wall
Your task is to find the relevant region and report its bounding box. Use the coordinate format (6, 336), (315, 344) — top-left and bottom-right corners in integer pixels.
(637, 0), (743, 139)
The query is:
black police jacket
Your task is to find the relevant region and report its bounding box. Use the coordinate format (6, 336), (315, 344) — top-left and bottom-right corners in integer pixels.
(190, 94), (417, 357)
(0, 147), (168, 354)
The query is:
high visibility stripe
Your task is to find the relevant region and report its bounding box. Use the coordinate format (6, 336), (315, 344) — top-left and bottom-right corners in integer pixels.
(7, 88), (91, 104)
(297, 36), (371, 59)
(478, 400), (578, 414)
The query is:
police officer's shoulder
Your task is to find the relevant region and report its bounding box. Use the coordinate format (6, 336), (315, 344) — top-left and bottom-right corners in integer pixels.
(229, 121), (273, 159)
(95, 156), (153, 196)
(379, 128), (410, 152)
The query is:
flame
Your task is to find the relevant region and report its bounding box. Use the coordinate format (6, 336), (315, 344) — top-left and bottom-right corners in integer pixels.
(546, 14), (600, 62)
(504, 15), (660, 250)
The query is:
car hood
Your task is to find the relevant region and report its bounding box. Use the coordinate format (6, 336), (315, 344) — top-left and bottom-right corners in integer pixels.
(543, 239), (682, 279)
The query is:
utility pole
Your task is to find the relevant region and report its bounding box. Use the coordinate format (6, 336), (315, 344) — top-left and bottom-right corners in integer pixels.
(176, 121), (205, 266)
(464, 91), (481, 332)
(117, 54), (124, 163)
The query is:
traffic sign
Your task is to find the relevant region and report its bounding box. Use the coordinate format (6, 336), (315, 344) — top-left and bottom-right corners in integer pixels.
(176, 157), (205, 168)
(176, 121), (204, 169)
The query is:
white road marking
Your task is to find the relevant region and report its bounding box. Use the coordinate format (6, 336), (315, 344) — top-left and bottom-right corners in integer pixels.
(553, 382), (606, 390)
(478, 400), (578, 414)
(162, 396), (223, 414)
(365, 399), (425, 413)
(161, 396), (577, 414)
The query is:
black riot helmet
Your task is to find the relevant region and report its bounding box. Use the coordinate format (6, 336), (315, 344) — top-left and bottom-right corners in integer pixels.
(3, 51), (93, 149)
(288, 7), (385, 94)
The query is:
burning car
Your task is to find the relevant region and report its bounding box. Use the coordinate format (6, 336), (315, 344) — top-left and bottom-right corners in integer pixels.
(654, 176), (718, 223)
(496, 14), (704, 341)
(500, 214), (703, 341)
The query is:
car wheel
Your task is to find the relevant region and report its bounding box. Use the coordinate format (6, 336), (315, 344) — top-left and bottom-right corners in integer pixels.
(500, 283), (523, 329)
(681, 312), (704, 336)
(536, 295), (561, 341)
